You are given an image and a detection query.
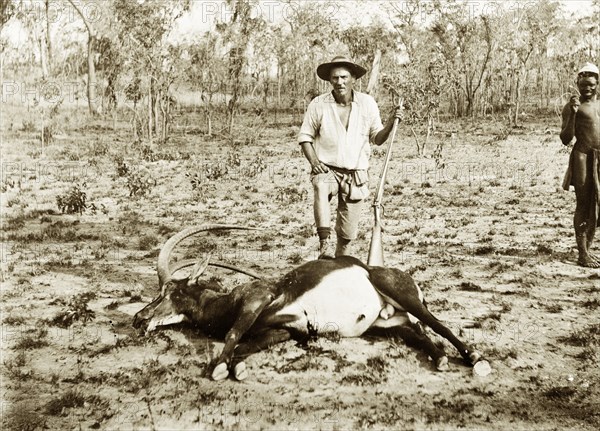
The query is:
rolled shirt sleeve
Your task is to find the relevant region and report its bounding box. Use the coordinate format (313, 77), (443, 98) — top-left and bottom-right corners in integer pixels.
(368, 97), (384, 143)
(298, 100), (319, 144)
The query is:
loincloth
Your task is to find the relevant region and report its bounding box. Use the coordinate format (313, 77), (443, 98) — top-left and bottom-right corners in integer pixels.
(562, 148), (600, 226)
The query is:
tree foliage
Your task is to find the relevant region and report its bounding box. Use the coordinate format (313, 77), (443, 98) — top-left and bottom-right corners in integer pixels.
(3, 0), (598, 147)
(1, 0), (16, 28)
(113, 0), (191, 141)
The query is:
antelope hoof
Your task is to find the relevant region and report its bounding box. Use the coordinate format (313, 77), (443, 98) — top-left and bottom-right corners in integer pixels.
(436, 356), (449, 371)
(211, 363), (229, 381)
(469, 351), (482, 365)
(234, 362), (248, 381)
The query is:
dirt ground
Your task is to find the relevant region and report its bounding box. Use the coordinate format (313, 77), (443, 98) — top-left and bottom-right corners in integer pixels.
(1, 105), (599, 430)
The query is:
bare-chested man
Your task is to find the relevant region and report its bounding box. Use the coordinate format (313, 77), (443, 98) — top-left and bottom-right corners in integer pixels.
(560, 62), (600, 267)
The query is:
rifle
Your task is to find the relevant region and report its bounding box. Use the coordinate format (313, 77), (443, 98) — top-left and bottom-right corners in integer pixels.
(367, 100), (403, 266)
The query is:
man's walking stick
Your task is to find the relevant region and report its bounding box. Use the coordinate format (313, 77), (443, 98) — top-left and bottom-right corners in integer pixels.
(367, 101), (402, 266)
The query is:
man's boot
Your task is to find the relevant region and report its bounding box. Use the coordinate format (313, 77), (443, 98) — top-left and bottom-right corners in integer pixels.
(317, 227), (334, 259)
(319, 238), (335, 259)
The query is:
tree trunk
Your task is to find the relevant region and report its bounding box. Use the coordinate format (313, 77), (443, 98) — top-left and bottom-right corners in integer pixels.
(204, 90), (213, 137)
(86, 35), (99, 114)
(513, 73), (521, 127)
(366, 49), (382, 95)
(161, 95), (167, 142)
(31, 23), (49, 79)
(106, 73), (117, 111)
(276, 62), (281, 125)
(147, 81), (153, 141)
(39, 33), (49, 78)
(464, 93), (471, 117)
(155, 87), (161, 139)
(45, 0), (52, 68)
(132, 114), (138, 141)
(67, 0), (99, 115)
(132, 101), (139, 141)
(424, 114), (434, 154)
(410, 126), (422, 156)
(263, 66), (269, 114)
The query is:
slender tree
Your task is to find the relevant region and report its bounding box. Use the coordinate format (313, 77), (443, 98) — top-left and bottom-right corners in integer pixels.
(220, 0), (262, 134)
(44, 0), (51, 67)
(114, 0), (190, 141)
(431, 1), (494, 117)
(67, 0), (99, 115)
(15, 0), (50, 78)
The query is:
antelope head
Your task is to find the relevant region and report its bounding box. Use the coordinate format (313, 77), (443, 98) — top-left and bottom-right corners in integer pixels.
(133, 256), (212, 332)
(132, 224), (262, 333)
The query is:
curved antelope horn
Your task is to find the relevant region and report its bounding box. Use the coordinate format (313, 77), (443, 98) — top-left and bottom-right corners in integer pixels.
(170, 259), (263, 281)
(188, 254), (211, 287)
(157, 224), (261, 289)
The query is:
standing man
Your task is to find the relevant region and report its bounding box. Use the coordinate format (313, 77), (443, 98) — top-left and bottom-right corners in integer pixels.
(298, 56), (402, 258)
(560, 62), (600, 267)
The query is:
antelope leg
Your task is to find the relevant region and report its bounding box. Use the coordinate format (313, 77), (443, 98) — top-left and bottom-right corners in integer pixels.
(211, 285), (274, 380)
(370, 267), (481, 365)
(230, 329), (292, 380)
(369, 323), (449, 371)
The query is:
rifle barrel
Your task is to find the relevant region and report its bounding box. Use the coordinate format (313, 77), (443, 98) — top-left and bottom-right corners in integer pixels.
(373, 116), (400, 206)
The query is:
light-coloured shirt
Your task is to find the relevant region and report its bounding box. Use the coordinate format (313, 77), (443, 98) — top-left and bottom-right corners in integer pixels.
(298, 91), (384, 170)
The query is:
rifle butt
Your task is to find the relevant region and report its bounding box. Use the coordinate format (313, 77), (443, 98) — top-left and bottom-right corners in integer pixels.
(367, 223), (384, 266)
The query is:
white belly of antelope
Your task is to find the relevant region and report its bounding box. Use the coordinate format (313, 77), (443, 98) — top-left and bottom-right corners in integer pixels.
(275, 266), (384, 337)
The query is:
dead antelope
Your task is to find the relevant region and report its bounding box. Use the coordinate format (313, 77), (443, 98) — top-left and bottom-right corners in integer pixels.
(133, 225), (482, 381)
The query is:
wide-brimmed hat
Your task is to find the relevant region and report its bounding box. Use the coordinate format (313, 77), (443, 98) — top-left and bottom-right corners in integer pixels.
(316, 56), (367, 81)
(578, 62), (599, 76)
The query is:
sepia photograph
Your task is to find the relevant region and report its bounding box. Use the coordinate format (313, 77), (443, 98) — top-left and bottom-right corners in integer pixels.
(1, 0), (598, 429)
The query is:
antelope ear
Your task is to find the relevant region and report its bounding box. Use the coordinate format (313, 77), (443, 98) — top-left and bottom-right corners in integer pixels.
(160, 278), (177, 296)
(188, 254), (211, 286)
